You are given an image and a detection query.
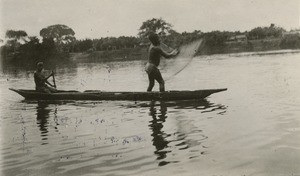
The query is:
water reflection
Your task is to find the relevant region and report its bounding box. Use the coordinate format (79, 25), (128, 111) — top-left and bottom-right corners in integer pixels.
(148, 101), (170, 166)
(35, 101), (57, 145)
(148, 100), (227, 167)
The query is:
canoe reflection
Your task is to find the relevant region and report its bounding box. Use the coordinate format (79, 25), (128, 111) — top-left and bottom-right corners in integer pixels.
(148, 100), (226, 166)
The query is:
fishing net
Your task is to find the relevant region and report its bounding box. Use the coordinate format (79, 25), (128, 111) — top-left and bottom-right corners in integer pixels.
(160, 39), (203, 81)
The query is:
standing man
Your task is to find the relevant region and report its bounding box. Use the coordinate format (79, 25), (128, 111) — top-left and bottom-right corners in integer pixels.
(145, 32), (179, 92)
(34, 62), (57, 93)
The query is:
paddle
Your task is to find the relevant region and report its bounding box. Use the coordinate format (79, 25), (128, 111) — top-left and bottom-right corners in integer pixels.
(52, 71), (56, 88)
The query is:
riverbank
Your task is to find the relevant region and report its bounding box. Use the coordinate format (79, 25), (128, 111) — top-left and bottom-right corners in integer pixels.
(196, 38), (292, 55)
(70, 47), (148, 62)
(70, 37), (300, 62)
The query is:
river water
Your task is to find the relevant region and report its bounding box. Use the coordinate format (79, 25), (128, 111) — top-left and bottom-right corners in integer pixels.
(1, 51), (300, 176)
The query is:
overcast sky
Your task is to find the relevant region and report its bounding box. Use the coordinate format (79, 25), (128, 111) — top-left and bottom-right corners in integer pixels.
(0, 0), (299, 39)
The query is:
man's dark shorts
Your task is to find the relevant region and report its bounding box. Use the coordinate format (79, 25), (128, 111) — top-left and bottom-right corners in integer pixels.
(145, 63), (164, 83)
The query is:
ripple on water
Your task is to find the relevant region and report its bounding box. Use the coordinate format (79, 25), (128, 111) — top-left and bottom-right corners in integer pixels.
(2, 52), (300, 176)
(1, 95), (228, 176)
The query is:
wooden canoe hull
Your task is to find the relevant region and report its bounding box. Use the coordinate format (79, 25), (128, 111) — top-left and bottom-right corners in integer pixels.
(9, 88), (227, 101)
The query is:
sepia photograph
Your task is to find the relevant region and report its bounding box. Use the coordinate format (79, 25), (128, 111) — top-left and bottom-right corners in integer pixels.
(0, 0), (300, 175)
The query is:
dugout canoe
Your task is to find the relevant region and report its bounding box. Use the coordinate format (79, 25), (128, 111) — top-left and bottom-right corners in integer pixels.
(9, 88), (227, 101)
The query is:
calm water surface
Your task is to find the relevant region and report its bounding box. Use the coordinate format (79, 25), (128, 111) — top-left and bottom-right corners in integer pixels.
(1, 51), (300, 176)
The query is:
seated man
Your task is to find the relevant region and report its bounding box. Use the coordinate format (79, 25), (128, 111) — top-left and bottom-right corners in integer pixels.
(34, 62), (57, 93)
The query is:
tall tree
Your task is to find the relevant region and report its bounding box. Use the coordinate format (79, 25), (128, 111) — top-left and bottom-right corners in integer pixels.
(5, 30), (28, 40)
(5, 30), (28, 51)
(138, 18), (173, 39)
(40, 24), (76, 51)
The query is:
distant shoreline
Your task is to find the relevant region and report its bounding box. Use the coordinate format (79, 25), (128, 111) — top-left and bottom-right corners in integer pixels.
(70, 38), (300, 61)
(225, 49), (300, 57)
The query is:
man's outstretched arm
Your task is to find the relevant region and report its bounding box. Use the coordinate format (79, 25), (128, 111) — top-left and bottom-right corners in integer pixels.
(160, 48), (179, 58)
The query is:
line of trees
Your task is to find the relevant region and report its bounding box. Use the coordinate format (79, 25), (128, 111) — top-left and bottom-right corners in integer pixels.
(70, 18), (204, 53)
(1, 18), (300, 62)
(196, 24), (300, 54)
(70, 36), (140, 53)
(1, 24), (76, 63)
(248, 24), (285, 40)
(69, 20), (299, 54)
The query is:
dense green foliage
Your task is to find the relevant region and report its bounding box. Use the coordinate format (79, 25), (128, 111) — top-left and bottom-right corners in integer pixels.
(40, 24), (76, 44)
(4, 30), (28, 53)
(163, 30), (203, 48)
(203, 31), (228, 53)
(280, 34), (300, 49)
(138, 18), (172, 39)
(68, 36), (140, 53)
(40, 24), (76, 52)
(1, 25), (75, 64)
(248, 25), (285, 40)
(71, 39), (93, 52)
(5, 30), (28, 39)
(1, 19), (300, 63)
